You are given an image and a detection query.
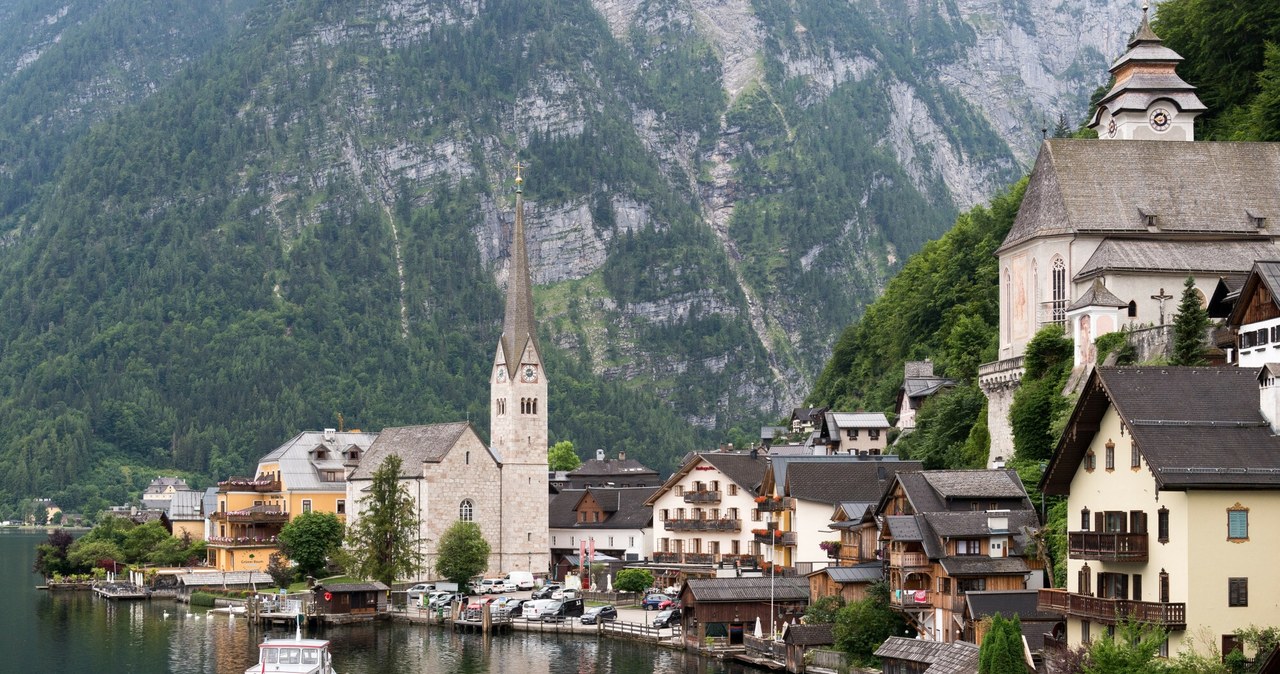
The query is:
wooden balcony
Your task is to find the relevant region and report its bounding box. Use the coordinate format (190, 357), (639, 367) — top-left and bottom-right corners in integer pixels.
(211, 508), (288, 524)
(207, 535), (279, 548)
(753, 530), (787, 545)
(889, 550), (931, 569)
(891, 588), (933, 608)
(665, 518), (741, 532)
(1037, 589), (1186, 630)
(756, 497), (792, 513)
(1069, 532), (1148, 562)
(684, 490), (722, 504)
(217, 478), (281, 493)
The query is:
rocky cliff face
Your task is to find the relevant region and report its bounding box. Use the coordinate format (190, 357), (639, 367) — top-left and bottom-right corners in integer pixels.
(0, 0), (1135, 442)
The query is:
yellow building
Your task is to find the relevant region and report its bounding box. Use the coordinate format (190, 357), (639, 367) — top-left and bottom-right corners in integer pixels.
(208, 429), (377, 571)
(1040, 367), (1280, 660)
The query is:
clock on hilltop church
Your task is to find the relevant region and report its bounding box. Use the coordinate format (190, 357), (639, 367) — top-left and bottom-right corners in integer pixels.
(521, 365), (538, 383)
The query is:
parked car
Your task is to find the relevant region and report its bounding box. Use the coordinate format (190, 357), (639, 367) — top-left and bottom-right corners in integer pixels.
(551, 588), (580, 600)
(652, 607), (682, 629)
(478, 578), (504, 594)
(501, 579), (519, 593)
(532, 584), (562, 600)
(428, 593), (462, 611)
(540, 598), (586, 622)
(405, 583), (434, 602)
(641, 593), (672, 610)
(522, 599), (558, 621)
(579, 605), (617, 624)
(497, 598), (532, 619)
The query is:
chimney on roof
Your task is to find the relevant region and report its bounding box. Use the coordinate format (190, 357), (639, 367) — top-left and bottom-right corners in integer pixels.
(596, 448), (606, 461)
(323, 428), (336, 441)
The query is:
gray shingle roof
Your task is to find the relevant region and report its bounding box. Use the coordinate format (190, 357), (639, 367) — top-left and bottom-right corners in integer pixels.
(768, 455), (911, 494)
(921, 510), (1039, 538)
(569, 457), (659, 478)
(1044, 367), (1280, 493)
(685, 577), (810, 602)
(903, 376), (957, 400)
(1000, 140), (1280, 251)
(921, 470), (1029, 500)
(259, 430), (379, 489)
(826, 412), (891, 430)
(698, 452), (768, 494)
(349, 423), (474, 480)
(167, 490), (205, 520)
(964, 590), (1061, 623)
(1076, 239), (1280, 279)
(1067, 279), (1130, 311)
(811, 562), (883, 584)
(885, 515), (923, 541)
(875, 637), (980, 674)
(784, 624), (834, 646)
(784, 460), (922, 505)
(318, 582), (390, 593)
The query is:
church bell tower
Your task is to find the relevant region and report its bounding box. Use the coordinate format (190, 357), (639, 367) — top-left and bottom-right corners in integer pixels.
(492, 163), (550, 574)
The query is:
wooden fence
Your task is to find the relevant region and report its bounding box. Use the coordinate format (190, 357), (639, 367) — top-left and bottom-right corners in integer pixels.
(602, 620), (672, 642)
(809, 649), (852, 672)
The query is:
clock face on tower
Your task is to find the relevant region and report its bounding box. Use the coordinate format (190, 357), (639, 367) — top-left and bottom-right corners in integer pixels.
(1107, 118), (1117, 138)
(1149, 108), (1171, 132)
(496, 367), (507, 383)
(521, 365), (538, 383)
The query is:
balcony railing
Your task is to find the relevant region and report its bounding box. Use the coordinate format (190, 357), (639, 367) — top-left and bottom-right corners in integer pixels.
(207, 535), (280, 548)
(756, 497), (792, 513)
(684, 553), (714, 564)
(753, 530), (785, 545)
(653, 551), (745, 566)
(217, 478), (281, 493)
(891, 588), (932, 608)
(211, 509), (288, 524)
(664, 518), (741, 532)
(889, 550), (931, 568)
(778, 531), (797, 546)
(1069, 532), (1149, 562)
(684, 491), (722, 504)
(1038, 589), (1186, 630)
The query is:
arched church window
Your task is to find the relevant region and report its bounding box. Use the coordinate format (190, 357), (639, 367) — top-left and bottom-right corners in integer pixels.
(531, 398), (538, 415)
(460, 499), (474, 522)
(1052, 256), (1067, 324)
(1128, 300), (1137, 318)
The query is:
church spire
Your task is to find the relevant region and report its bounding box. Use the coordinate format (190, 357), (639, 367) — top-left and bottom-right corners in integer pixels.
(500, 162), (538, 374)
(1087, 3), (1206, 140)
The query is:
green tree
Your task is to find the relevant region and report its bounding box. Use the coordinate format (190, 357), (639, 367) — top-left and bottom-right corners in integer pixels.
(548, 440), (581, 472)
(979, 613), (1026, 674)
(266, 554), (293, 589)
(121, 521), (172, 563)
(614, 568), (654, 594)
(67, 539), (124, 572)
(344, 455), (422, 585)
(1083, 620), (1169, 674)
(434, 520), (491, 589)
(832, 581), (908, 664)
(278, 511), (344, 580)
(804, 594), (846, 625)
(32, 529), (75, 577)
(1010, 326), (1073, 463)
(1171, 277), (1210, 366)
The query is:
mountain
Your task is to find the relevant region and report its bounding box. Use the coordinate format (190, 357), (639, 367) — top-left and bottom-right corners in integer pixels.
(0, 0), (1130, 512)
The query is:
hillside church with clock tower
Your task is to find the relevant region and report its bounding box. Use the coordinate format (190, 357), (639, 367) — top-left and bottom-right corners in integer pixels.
(348, 167), (550, 577)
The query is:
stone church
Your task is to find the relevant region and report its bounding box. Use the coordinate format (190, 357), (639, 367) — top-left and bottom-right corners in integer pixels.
(979, 8), (1280, 467)
(347, 168), (550, 577)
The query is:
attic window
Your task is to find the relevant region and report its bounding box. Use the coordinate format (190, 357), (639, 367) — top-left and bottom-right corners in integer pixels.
(1139, 208), (1158, 230)
(1085, 449), (1097, 472)
(1248, 211), (1267, 229)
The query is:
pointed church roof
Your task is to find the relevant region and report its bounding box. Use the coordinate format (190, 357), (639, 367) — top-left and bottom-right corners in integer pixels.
(1066, 279), (1129, 312)
(499, 167), (538, 375)
(1088, 6), (1205, 129)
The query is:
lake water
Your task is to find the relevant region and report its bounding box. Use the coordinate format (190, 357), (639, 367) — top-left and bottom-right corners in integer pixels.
(3, 530), (755, 673)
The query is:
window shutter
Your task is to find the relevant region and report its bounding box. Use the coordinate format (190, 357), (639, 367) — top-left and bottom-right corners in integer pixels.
(1133, 574), (1142, 601)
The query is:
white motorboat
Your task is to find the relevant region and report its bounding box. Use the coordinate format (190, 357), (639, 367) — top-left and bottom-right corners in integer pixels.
(244, 637), (337, 674)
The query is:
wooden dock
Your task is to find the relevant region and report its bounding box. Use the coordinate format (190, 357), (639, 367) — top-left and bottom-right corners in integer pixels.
(94, 582), (149, 600)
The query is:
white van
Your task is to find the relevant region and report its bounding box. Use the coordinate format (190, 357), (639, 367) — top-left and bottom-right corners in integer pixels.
(522, 599), (557, 621)
(504, 571), (536, 591)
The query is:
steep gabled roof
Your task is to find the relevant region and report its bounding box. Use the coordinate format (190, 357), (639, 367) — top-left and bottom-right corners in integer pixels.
(1067, 278), (1129, 311)
(782, 460), (921, 505)
(644, 451), (768, 506)
(258, 430), (379, 490)
(349, 423), (478, 480)
(875, 637), (980, 674)
(1043, 367), (1280, 494)
(784, 624), (834, 646)
(497, 179), (539, 376)
(684, 576), (809, 602)
(999, 140), (1280, 252)
(1227, 261), (1280, 327)
(807, 562), (883, 584)
(921, 469), (1031, 502)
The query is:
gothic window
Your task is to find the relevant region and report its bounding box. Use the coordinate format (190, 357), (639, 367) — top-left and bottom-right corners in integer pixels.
(1084, 450), (1096, 472)
(1052, 256), (1067, 323)
(1128, 300), (1138, 318)
(532, 398), (538, 414)
(1105, 441), (1115, 471)
(459, 499), (474, 522)
(1131, 442), (1141, 469)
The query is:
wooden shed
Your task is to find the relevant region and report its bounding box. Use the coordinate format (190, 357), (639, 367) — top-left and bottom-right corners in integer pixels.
(679, 576), (809, 648)
(312, 581), (389, 616)
(784, 624), (834, 673)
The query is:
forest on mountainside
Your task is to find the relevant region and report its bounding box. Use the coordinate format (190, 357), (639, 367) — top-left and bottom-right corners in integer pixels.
(806, 0), (1280, 585)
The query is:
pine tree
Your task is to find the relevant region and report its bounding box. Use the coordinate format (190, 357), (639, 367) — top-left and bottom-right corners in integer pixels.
(979, 614), (1027, 674)
(1171, 277), (1211, 366)
(343, 455), (422, 585)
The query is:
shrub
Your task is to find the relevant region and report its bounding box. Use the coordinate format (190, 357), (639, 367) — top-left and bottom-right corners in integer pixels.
(189, 592), (216, 607)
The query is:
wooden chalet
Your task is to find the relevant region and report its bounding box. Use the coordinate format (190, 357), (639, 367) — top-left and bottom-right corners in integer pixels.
(877, 470), (1040, 643)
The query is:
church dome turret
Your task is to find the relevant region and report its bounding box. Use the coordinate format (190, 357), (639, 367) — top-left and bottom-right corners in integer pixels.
(1087, 3), (1206, 141)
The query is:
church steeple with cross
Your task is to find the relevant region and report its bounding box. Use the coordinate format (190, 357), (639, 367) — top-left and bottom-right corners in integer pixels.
(490, 162), (549, 574)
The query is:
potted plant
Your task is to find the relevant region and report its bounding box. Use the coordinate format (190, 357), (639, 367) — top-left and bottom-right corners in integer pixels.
(819, 540), (841, 558)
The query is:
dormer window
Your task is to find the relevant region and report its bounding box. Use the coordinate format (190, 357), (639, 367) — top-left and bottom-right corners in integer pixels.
(1249, 211), (1267, 229)
(1139, 208), (1158, 230)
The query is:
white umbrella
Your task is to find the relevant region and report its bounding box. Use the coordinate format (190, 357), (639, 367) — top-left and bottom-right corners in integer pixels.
(606, 574), (613, 592)
(754, 616), (763, 639)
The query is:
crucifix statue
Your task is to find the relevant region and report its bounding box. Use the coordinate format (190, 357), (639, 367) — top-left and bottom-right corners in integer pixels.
(1152, 287), (1174, 325)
